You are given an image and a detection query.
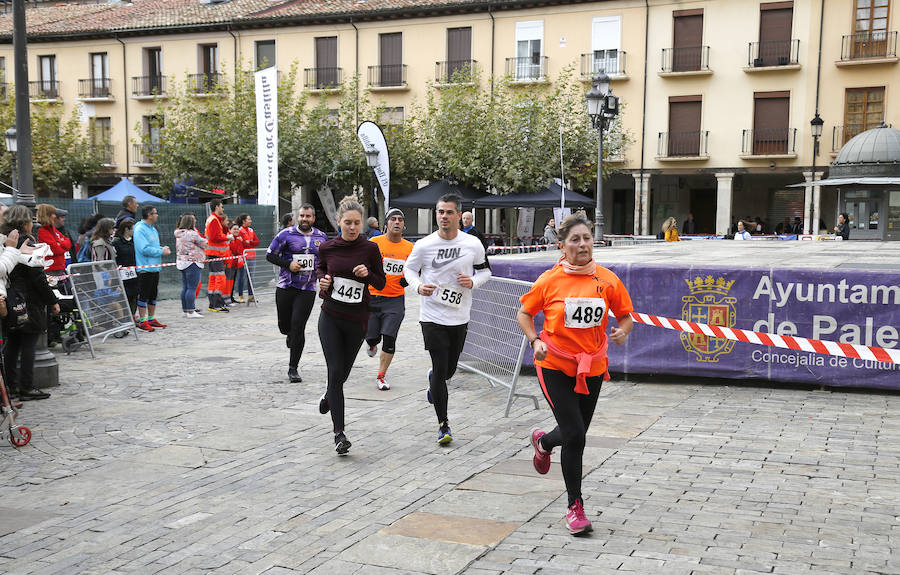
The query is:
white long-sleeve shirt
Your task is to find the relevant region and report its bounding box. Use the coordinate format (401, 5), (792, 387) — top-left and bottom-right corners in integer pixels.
(404, 231), (491, 326)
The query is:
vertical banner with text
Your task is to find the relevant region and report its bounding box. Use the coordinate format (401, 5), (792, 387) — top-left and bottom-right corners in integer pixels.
(255, 67), (279, 206)
(356, 121), (390, 209)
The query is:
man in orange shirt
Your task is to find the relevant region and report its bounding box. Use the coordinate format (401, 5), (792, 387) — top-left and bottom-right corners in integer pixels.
(365, 208), (413, 391)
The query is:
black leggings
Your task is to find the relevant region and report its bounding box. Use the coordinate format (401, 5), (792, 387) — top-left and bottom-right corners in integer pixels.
(318, 312), (365, 433)
(537, 367), (603, 507)
(421, 322), (468, 424)
(275, 287), (316, 369)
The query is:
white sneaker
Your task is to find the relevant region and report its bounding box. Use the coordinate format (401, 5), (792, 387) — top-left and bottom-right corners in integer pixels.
(376, 376), (390, 391)
(366, 345), (378, 358)
(186, 311), (204, 318)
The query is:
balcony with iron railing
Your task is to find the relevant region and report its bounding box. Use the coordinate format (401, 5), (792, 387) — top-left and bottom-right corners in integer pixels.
(78, 78), (113, 100)
(435, 60), (478, 85)
(660, 46), (711, 75)
(656, 130), (709, 160)
(92, 143), (115, 166)
(367, 65), (408, 90)
(304, 67), (343, 91)
(839, 31), (898, 64)
(188, 73), (222, 95)
(131, 75), (167, 98)
(505, 56), (549, 83)
(29, 80), (60, 101)
(580, 52), (627, 80)
(132, 142), (158, 167)
(745, 40), (800, 70)
(740, 128), (797, 158)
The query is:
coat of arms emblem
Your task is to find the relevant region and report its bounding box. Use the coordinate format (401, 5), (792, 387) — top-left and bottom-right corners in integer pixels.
(681, 275), (737, 362)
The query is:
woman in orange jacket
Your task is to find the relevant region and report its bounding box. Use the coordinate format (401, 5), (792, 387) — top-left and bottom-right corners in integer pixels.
(516, 212), (634, 536)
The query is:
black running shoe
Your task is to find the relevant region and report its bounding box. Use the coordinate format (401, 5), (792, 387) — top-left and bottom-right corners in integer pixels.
(335, 431), (351, 455)
(318, 393), (329, 414)
(288, 367), (302, 383)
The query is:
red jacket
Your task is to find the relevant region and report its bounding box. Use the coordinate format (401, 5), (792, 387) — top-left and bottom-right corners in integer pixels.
(38, 225), (72, 271)
(204, 213), (230, 259)
(228, 238), (245, 268)
(237, 226), (260, 259)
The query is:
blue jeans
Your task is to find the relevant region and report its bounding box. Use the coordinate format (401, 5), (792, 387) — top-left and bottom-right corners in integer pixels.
(237, 259), (255, 296)
(180, 264), (202, 312)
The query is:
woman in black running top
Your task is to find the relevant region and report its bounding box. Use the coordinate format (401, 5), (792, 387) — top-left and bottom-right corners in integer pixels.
(316, 197), (386, 455)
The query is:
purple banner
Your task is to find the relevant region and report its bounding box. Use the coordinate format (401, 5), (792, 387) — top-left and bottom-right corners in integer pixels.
(491, 261), (900, 389)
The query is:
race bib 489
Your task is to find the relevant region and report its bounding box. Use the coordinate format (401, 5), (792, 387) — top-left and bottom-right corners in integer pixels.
(564, 297), (607, 329)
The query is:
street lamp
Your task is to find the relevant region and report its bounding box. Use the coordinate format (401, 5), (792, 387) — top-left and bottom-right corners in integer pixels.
(364, 142), (380, 215)
(809, 113), (824, 234)
(585, 72), (619, 243)
(5, 127), (17, 194)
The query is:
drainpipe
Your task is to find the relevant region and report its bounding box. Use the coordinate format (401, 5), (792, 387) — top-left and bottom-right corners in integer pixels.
(488, 5), (495, 98)
(351, 18), (359, 123)
(116, 34), (129, 175)
(637, 0), (649, 234)
(814, 0), (826, 228)
(228, 25), (238, 74)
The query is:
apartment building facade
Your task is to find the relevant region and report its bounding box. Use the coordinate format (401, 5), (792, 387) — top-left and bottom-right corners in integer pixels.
(0, 0), (897, 239)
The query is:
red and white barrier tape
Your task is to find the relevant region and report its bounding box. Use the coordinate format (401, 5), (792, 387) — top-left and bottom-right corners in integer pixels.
(58, 255), (245, 280)
(630, 311), (900, 365)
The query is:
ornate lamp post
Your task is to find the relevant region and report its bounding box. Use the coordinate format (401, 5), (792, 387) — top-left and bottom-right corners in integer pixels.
(809, 113), (824, 234)
(364, 142), (380, 216)
(585, 73), (619, 243)
(5, 127), (17, 195)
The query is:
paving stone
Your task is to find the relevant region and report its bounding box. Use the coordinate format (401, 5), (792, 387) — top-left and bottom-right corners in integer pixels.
(339, 531), (485, 575)
(381, 511), (519, 547)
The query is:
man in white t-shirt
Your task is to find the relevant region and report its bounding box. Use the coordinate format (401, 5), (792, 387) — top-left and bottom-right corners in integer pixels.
(404, 194), (491, 445)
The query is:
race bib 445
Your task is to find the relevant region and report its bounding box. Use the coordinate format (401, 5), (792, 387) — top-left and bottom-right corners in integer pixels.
(332, 277), (365, 304)
(564, 297), (607, 329)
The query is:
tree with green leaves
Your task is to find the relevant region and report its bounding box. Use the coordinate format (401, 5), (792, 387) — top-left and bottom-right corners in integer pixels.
(0, 96), (104, 197)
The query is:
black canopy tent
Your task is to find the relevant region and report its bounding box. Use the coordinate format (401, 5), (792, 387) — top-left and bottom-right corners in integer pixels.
(389, 180), (487, 208)
(472, 181), (594, 208)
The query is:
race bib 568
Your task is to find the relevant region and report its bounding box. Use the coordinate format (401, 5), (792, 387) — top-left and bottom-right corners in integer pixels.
(383, 258), (405, 275)
(564, 297), (607, 329)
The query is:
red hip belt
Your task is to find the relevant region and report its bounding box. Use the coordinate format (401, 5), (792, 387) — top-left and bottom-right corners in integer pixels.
(539, 331), (609, 394)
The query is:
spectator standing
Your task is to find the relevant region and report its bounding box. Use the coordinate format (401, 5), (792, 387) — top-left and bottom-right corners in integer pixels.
(175, 213), (207, 318)
(115, 195), (138, 227)
(682, 213), (697, 235)
(235, 214), (259, 303)
(733, 221), (752, 240)
(281, 213), (294, 229)
(36, 204), (72, 284)
(661, 217), (680, 242)
(543, 218), (558, 245)
(204, 199), (232, 312)
(366, 216), (383, 239)
(462, 211), (489, 249)
(53, 209), (77, 266)
(133, 205), (171, 331)
(90, 218), (117, 261)
(112, 220), (138, 318)
(1, 205), (59, 401)
(224, 223), (243, 304)
(834, 213), (850, 240)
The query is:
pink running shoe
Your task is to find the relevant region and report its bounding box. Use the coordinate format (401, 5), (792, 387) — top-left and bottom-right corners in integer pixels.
(565, 499), (593, 535)
(531, 429), (551, 474)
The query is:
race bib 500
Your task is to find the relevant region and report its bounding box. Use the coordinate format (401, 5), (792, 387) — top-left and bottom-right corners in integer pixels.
(292, 253), (315, 271)
(564, 297), (607, 329)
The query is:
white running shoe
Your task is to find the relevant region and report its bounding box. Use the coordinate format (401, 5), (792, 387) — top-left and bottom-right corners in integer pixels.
(376, 376), (390, 391)
(366, 344), (378, 358)
(185, 311), (204, 318)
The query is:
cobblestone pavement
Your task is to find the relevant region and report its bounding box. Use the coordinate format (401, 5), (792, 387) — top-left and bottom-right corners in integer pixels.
(1, 294), (899, 575)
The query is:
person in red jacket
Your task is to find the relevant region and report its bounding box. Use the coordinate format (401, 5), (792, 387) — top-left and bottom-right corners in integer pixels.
(234, 213), (259, 303)
(224, 224), (245, 304)
(36, 204), (73, 288)
(204, 199), (233, 312)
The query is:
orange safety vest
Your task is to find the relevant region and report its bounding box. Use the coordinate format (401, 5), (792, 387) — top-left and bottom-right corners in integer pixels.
(204, 213), (229, 259)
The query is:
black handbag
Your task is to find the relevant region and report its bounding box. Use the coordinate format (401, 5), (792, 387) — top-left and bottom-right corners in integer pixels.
(4, 283), (29, 331)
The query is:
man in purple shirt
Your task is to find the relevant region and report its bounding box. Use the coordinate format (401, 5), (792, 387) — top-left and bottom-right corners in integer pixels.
(266, 204), (329, 383)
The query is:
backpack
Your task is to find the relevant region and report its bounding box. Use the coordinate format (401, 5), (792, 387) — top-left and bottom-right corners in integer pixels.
(76, 238), (92, 263)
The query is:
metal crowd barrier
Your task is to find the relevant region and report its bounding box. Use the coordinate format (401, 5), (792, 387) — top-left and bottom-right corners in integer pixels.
(605, 235), (667, 247)
(459, 277), (541, 416)
(66, 260), (139, 358)
(243, 248), (278, 304)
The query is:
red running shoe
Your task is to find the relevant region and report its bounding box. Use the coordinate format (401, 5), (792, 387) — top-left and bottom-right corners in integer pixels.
(148, 318), (167, 329)
(138, 321), (155, 332)
(565, 499), (593, 535)
(531, 428), (551, 474)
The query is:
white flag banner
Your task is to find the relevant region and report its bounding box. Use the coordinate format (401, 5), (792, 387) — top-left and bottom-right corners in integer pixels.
(255, 67), (278, 206)
(317, 185), (339, 231)
(356, 121), (390, 208)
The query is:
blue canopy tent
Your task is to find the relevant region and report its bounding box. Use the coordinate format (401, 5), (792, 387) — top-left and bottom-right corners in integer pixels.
(90, 178), (168, 203)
